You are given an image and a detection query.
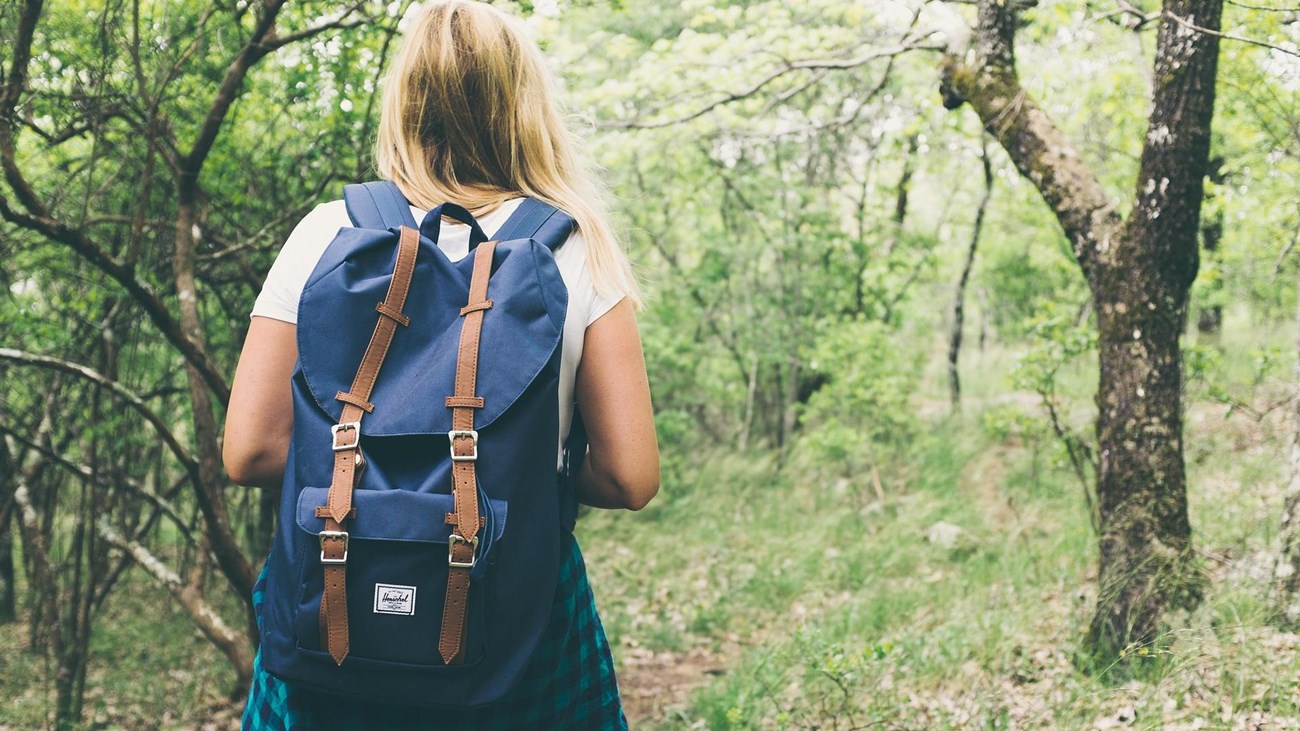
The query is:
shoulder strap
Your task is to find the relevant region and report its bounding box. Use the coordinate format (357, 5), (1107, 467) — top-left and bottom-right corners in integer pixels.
(492, 198), (576, 251)
(440, 239), (499, 665)
(343, 180), (418, 231)
(317, 225), (421, 666)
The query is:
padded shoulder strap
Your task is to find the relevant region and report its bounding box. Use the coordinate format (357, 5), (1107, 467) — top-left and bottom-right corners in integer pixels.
(343, 181), (418, 231)
(492, 198), (576, 251)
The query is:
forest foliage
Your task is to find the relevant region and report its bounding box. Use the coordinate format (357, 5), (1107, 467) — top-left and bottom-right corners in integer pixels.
(1, 0), (1299, 728)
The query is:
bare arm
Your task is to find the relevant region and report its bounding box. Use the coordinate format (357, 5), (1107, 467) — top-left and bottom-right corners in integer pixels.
(223, 316), (298, 488)
(574, 299), (660, 511)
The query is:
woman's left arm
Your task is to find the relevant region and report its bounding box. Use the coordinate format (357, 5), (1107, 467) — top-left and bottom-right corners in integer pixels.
(223, 317), (298, 488)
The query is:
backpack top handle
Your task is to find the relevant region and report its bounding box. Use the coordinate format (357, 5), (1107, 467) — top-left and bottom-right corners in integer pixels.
(345, 180), (576, 255)
(419, 201), (489, 249)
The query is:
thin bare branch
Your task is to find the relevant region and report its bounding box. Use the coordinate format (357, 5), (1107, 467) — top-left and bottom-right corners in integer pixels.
(261, 1), (373, 52)
(0, 197), (233, 403)
(0, 425), (195, 543)
(1225, 0), (1300, 11)
(97, 519), (252, 682)
(1165, 9), (1300, 57)
(599, 36), (944, 130)
(181, 0), (288, 175)
(0, 349), (201, 485)
(1274, 224), (1300, 279)
(0, 0), (232, 403)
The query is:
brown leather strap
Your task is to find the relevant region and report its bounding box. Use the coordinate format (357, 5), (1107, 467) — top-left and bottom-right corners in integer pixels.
(439, 240), (496, 664)
(459, 299), (493, 316)
(334, 391), (375, 412)
(319, 225), (420, 666)
(375, 301), (411, 326)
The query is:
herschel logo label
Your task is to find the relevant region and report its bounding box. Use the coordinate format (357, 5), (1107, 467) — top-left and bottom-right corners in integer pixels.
(373, 583), (416, 615)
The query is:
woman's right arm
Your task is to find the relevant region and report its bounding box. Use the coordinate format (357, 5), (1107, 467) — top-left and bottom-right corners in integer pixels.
(223, 316), (298, 488)
(573, 299), (660, 510)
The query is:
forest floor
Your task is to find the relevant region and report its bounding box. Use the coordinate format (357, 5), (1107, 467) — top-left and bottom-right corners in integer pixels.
(573, 398), (1300, 730)
(3, 334), (1300, 729)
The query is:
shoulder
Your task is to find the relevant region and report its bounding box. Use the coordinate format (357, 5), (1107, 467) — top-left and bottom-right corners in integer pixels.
(249, 201), (352, 323)
(549, 228), (625, 327)
(279, 201), (350, 261)
(550, 227), (591, 287)
(290, 200), (351, 240)
(277, 201), (352, 266)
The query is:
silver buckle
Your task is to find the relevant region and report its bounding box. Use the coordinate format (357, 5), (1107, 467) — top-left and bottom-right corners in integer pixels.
(331, 422), (361, 451)
(319, 530), (349, 565)
(447, 533), (479, 569)
(448, 429), (478, 462)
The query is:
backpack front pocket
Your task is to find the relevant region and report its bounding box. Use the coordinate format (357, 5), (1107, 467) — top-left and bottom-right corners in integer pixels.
(290, 486), (507, 667)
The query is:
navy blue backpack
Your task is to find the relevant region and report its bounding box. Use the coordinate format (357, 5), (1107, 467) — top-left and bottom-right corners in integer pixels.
(258, 181), (582, 706)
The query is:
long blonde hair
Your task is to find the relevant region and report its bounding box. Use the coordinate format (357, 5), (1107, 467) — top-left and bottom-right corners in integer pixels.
(377, 0), (639, 305)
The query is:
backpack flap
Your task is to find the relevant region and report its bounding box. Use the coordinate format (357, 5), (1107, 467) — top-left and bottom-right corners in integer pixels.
(289, 487), (507, 668)
(294, 487), (508, 578)
(295, 226), (568, 437)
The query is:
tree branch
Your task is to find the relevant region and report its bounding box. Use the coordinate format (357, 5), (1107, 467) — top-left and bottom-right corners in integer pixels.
(1165, 9), (1300, 56)
(939, 0), (1121, 282)
(0, 197), (233, 403)
(600, 36), (944, 130)
(1125, 0), (1224, 289)
(0, 348), (202, 484)
(0, 425), (194, 543)
(180, 0), (288, 176)
(260, 2), (373, 53)
(0, 0), (232, 403)
(97, 519), (252, 683)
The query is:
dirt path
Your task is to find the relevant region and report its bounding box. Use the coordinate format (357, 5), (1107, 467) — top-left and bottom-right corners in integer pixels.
(618, 646), (728, 727)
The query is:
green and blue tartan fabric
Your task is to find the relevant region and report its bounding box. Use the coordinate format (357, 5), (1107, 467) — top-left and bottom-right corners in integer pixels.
(242, 532), (628, 730)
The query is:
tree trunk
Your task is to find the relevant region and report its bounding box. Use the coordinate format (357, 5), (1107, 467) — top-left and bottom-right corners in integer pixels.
(174, 178), (257, 640)
(948, 141), (993, 412)
(941, 0), (1222, 658)
(1197, 157), (1225, 334)
(0, 509), (13, 623)
(0, 435), (15, 623)
(1090, 259), (1202, 651)
(1195, 210), (1223, 334)
(1088, 0), (1220, 653)
(1274, 269), (1300, 625)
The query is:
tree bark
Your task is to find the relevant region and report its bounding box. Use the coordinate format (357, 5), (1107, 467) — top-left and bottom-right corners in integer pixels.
(1275, 269), (1300, 625)
(174, 179), (256, 616)
(0, 417), (15, 623)
(0, 507), (13, 623)
(3, 442), (65, 725)
(941, 0), (1222, 657)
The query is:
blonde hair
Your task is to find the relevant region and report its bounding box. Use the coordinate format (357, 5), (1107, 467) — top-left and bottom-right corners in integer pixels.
(377, 0), (640, 305)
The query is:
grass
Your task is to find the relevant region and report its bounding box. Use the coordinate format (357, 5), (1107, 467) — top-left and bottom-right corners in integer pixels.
(0, 571), (239, 729)
(575, 322), (1300, 729)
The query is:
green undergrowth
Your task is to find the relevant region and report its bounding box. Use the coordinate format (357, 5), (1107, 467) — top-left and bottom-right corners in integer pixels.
(577, 389), (1300, 729)
(0, 570), (238, 729)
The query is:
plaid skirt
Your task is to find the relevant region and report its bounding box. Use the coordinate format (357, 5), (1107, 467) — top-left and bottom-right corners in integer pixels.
(241, 532), (627, 730)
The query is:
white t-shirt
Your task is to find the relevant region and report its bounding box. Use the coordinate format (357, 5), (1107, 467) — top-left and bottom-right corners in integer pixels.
(251, 197), (623, 463)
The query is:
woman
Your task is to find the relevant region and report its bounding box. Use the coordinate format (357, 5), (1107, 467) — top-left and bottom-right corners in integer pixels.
(223, 2), (659, 727)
